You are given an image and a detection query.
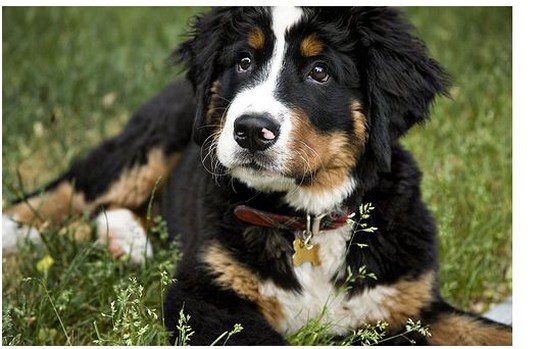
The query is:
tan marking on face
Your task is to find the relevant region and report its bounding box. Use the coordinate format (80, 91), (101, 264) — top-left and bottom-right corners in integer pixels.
(428, 313), (512, 345)
(248, 27), (265, 50)
(202, 242), (284, 328)
(351, 99), (368, 145)
(300, 34), (324, 57)
(207, 80), (221, 123)
(286, 105), (367, 194)
(206, 80), (225, 144)
(95, 148), (180, 209)
(4, 181), (89, 229)
(375, 272), (435, 328)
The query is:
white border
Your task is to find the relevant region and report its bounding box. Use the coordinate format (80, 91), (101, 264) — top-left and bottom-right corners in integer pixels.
(3, 1), (538, 346)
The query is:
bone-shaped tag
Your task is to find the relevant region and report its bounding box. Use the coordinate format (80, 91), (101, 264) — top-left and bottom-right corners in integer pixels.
(292, 238), (321, 267)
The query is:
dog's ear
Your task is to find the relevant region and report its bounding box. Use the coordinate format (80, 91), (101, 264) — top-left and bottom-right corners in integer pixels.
(353, 7), (450, 172)
(174, 8), (231, 146)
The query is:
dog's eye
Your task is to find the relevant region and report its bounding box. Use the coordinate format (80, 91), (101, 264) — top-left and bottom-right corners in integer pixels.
(237, 54), (253, 72)
(308, 64), (330, 83)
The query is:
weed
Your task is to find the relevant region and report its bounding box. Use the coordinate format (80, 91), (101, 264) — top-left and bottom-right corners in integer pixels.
(175, 306), (195, 346)
(2, 213), (178, 345)
(288, 315), (431, 346)
(209, 323), (244, 346)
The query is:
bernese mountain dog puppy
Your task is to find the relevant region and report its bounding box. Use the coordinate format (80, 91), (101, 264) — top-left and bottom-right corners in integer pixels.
(3, 7), (512, 345)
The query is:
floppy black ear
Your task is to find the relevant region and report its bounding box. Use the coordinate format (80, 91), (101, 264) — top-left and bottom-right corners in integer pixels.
(174, 8), (231, 145)
(353, 7), (450, 172)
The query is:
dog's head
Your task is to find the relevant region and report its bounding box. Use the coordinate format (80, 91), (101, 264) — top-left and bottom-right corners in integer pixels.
(177, 7), (448, 214)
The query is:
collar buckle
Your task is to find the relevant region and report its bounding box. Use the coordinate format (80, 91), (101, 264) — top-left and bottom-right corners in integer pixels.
(302, 213), (327, 248)
(305, 213), (327, 236)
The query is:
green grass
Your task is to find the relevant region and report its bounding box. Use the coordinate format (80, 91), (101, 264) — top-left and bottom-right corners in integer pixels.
(2, 7), (511, 345)
(2, 213), (179, 345)
(403, 7), (512, 310)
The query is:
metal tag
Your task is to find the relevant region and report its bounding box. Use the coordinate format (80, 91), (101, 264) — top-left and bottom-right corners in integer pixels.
(292, 238), (321, 267)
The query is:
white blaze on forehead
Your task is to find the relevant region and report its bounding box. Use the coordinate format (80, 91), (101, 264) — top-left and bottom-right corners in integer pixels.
(216, 7), (304, 176)
(272, 6), (304, 38)
(265, 6), (304, 91)
(228, 6), (304, 113)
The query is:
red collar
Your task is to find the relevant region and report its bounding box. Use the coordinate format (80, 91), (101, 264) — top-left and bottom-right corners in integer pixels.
(233, 205), (353, 232)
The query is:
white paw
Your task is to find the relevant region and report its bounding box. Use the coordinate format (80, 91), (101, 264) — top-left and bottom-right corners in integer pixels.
(95, 209), (153, 264)
(2, 214), (41, 251)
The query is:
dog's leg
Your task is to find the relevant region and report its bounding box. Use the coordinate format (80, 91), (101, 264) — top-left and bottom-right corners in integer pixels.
(3, 180), (91, 249)
(164, 241), (289, 345)
(424, 301), (512, 345)
(94, 208), (153, 264)
(164, 290), (288, 346)
(3, 147), (179, 264)
(3, 80), (195, 263)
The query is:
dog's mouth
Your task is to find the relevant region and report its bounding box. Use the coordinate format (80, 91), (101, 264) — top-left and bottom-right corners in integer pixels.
(224, 148), (308, 192)
(234, 152), (284, 177)
(240, 162), (278, 175)
(230, 150), (322, 189)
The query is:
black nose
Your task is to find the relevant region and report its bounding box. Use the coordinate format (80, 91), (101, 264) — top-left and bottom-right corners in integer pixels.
(233, 114), (280, 152)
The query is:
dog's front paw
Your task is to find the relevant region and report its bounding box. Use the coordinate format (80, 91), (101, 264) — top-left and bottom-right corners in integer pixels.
(95, 208), (153, 264)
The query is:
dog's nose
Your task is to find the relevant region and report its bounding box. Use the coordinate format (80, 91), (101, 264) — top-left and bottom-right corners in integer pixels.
(233, 114), (280, 152)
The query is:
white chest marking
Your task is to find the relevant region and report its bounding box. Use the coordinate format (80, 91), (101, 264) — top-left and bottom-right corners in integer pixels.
(260, 225), (396, 335)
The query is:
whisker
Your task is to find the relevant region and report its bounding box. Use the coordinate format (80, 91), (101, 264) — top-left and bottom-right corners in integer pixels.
(288, 148), (311, 197)
(198, 104), (234, 181)
(214, 94), (233, 104)
(200, 132), (228, 179)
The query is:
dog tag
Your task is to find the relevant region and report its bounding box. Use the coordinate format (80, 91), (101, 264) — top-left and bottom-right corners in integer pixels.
(292, 238), (321, 267)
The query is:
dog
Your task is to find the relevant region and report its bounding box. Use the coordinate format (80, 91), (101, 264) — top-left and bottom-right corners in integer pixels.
(2, 7), (512, 345)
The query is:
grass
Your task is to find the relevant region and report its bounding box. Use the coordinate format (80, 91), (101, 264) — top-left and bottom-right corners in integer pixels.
(2, 7), (511, 345)
(403, 7), (512, 310)
(2, 213), (179, 345)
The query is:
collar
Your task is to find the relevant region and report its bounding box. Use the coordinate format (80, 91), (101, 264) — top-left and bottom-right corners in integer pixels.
(233, 205), (354, 233)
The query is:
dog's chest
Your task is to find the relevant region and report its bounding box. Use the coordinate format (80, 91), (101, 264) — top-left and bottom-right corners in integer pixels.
(260, 225), (397, 335)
